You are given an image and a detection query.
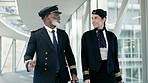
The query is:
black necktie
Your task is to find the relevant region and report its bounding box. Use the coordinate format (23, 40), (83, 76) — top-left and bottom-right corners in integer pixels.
(52, 30), (60, 71)
(97, 30), (106, 48)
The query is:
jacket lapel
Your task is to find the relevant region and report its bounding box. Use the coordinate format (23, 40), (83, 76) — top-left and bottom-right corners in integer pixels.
(92, 29), (99, 48)
(40, 27), (55, 51)
(57, 29), (62, 52)
(105, 31), (112, 58)
(92, 29), (102, 60)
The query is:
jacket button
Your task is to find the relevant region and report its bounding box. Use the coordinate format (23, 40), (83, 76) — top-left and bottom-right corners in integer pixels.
(45, 57), (48, 60)
(45, 63), (47, 65)
(45, 52), (48, 54)
(45, 68), (47, 70)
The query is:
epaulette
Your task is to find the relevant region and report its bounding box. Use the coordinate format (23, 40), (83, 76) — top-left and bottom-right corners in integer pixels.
(31, 28), (42, 33)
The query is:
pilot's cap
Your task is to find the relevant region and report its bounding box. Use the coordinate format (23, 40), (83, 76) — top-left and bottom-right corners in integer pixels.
(38, 5), (62, 19)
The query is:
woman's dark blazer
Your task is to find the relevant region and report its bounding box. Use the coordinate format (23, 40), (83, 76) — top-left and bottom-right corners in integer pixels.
(81, 29), (122, 81)
(24, 27), (77, 83)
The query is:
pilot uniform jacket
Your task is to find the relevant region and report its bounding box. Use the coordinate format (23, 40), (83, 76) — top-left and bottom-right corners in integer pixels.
(81, 28), (122, 82)
(24, 27), (77, 83)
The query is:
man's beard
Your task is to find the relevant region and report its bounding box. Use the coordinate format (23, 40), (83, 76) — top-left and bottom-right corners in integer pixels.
(51, 19), (61, 27)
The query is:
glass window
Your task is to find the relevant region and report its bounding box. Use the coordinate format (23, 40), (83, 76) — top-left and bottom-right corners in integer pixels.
(130, 0), (139, 4)
(108, 0), (142, 83)
(0, 0), (15, 1)
(108, 8), (117, 23)
(126, 68), (131, 82)
(91, 0), (97, 10)
(118, 39), (122, 53)
(0, 6), (17, 14)
(1, 37), (26, 73)
(91, 0), (97, 29)
(125, 54), (131, 58)
(108, 0), (115, 2)
(67, 1), (90, 79)
(132, 10), (140, 25)
(133, 68), (138, 82)
(120, 30), (133, 38)
(108, 0), (122, 3)
(125, 9), (133, 24)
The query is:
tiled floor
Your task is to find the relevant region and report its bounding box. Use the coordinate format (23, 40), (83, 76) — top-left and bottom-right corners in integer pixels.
(0, 71), (33, 83)
(0, 71), (83, 83)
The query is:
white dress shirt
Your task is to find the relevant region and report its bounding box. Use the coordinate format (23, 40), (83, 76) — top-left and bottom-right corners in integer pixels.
(44, 25), (58, 43)
(97, 30), (108, 60)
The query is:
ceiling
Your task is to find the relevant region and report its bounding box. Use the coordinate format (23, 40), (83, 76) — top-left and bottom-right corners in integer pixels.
(0, 19), (29, 40)
(17, 0), (86, 30)
(0, 0), (86, 41)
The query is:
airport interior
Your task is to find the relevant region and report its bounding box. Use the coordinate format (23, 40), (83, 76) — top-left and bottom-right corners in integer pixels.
(0, 0), (148, 83)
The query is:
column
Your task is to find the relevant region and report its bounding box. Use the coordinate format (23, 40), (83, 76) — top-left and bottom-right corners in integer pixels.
(12, 39), (16, 73)
(141, 0), (148, 83)
(113, 0), (130, 37)
(0, 36), (2, 75)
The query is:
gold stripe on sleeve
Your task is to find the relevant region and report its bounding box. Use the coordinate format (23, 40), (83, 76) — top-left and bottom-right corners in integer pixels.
(83, 70), (89, 75)
(25, 60), (32, 64)
(115, 72), (121, 77)
(69, 65), (76, 69)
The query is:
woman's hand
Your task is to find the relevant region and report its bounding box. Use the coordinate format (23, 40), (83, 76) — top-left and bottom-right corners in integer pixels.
(71, 74), (78, 83)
